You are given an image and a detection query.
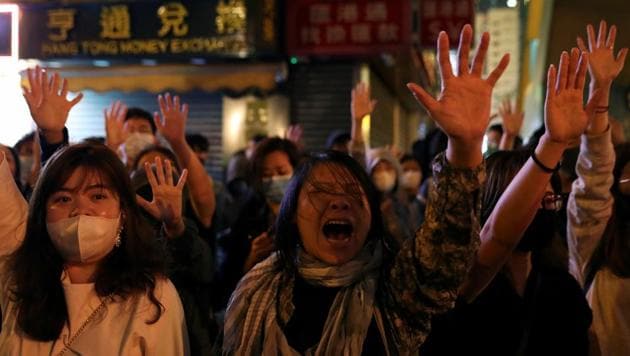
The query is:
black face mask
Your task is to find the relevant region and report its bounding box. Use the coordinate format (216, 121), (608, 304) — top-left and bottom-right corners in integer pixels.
(517, 209), (557, 252)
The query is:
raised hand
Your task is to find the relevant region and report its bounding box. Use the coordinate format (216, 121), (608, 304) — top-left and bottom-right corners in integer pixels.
(351, 82), (377, 121)
(155, 92), (188, 146)
(285, 124), (304, 149)
(544, 49), (600, 144)
(22, 66), (83, 135)
(407, 25), (509, 167)
(104, 100), (128, 150)
(136, 156), (189, 238)
(577, 20), (628, 89)
(499, 99), (524, 138)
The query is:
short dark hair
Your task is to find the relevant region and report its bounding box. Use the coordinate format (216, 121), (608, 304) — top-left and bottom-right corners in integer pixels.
(274, 150), (384, 273)
(132, 145), (180, 172)
(250, 137), (300, 192)
(14, 131), (35, 153)
(125, 107), (157, 134)
(7, 143), (167, 341)
(487, 124), (504, 135)
(326, 130), (351, 149)
(186, 133), (209, 152)
(399, 153), (420, 166)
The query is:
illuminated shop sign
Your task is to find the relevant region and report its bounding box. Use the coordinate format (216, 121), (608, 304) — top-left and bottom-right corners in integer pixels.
(19, 0), (277, 59)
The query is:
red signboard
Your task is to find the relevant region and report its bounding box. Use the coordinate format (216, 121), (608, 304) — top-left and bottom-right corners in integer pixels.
(287, 0), (411, 56)
(420, 0), (474, 47)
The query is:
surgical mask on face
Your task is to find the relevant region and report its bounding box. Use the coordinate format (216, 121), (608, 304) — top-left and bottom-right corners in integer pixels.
(517, 209), (556, 252)
(401, 171), (422, 191)
(47, 215), (121, 263)
(372, 171), (396, 193)
(262, 174), (292, 205)
(19, 155), (34, 185)
(119, 133), (154, 166)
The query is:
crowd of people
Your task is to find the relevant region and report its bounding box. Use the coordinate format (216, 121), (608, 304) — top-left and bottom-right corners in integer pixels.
(0, 21), (628, 355)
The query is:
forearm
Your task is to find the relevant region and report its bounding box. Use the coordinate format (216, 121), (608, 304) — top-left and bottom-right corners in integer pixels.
(170, 140), (215, 228)
(461, 135), (565, 300)
(385, 152), (484, 331)
(499, 133), (516, 151)
(39, 127), (69, 166)
(567, 128), (614, 284)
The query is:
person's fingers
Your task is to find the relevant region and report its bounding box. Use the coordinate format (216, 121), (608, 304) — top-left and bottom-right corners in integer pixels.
(616, 48), (628, 68)
(118, 104), (128, 121)
(69, 93), (83, 107)
(575, 52), (589, 90)
(471, 31), (490, 76)
(486, 53), (510, 87)
(144, 161), (159, 190)
(567, 48), (580, 89)
(152, 112), (163, 131)
(155, 157), (166, 185)
(606, 25), (617, 49)
(174, 95), (181, 111)
(587, 24), (596, 51)
(60, 78), (68, 98)
(597, 20), (607, 48)
(181, 103), (189, 119)
(50, 72), (60, 95)
(557, 52), (569, 93)
(457, 24), (472, 76)
(158, 94), (167, 114)
(164, 159), (174, 186)
(437, 31), (454, 81)
(546, 64), (557, 103)
(407, 83), (438, 113)
(164, 92), (172, 111)
(176, 169), (188, 190)
(136, 194), (155, 215)
(576, 36), (588, 52)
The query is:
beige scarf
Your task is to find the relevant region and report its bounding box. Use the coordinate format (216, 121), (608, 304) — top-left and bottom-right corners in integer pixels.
(223, 242), (383, 355)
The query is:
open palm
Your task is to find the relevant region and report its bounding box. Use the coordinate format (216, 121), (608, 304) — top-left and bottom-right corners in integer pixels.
(22, 66), (83, 132)
(545, 49), (597, 143)
(408, 25), (509, 144)
(577, 21), (628, 86)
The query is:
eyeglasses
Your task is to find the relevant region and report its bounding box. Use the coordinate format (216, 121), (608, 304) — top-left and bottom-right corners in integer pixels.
(542, 192), (564, 211)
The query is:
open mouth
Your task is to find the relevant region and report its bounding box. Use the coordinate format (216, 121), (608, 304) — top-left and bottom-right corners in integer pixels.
(322, 219), (354, 241)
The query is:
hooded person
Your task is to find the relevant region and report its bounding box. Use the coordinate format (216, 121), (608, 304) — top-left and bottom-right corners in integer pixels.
(366, 147), (413, 247)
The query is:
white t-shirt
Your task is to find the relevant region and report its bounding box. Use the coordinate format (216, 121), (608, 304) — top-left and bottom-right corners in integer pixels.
(0, 154), (190, 355)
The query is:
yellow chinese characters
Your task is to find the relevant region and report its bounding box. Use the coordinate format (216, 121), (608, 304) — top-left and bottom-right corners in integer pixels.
(47, 8), (76, 41)
(100, 5), (131, 39)
(216, 0), (246, 35)
(158, 2), (189, 37)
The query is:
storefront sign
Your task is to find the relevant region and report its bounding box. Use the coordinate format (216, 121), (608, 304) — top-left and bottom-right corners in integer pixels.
(420, 0), (474, 47)
(19, 0), (278, 59)
(286, 0), (411, 56)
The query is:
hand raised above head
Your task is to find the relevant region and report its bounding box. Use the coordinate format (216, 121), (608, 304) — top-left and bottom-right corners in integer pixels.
(154, 92), (189, 146)
(499, 99), (524, 138)
(351, 82), (377, 122)
(544, 48), (602, 143)
(577, 20), (628, 89)
(104, 100), (128, 150)
(22, 66), (83, 134)
(407, 24), (510, 167)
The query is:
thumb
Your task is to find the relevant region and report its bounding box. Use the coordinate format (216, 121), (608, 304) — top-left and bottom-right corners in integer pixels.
(136, 194), (157, 217)
(407, 83), (437, 113)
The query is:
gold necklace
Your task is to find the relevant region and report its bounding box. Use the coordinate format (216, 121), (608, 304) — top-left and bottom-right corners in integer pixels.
(56, 294), (113, 356)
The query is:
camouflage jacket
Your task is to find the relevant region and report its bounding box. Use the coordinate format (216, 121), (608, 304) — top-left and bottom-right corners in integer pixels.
(376, 152), (485, 354)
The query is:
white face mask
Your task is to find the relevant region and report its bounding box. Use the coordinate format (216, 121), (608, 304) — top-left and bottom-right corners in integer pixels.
(47, 215), (121, 263)
(119, 133), (154, 166)
(401, 171), (422, 190)
(372, 171), (396, 193)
